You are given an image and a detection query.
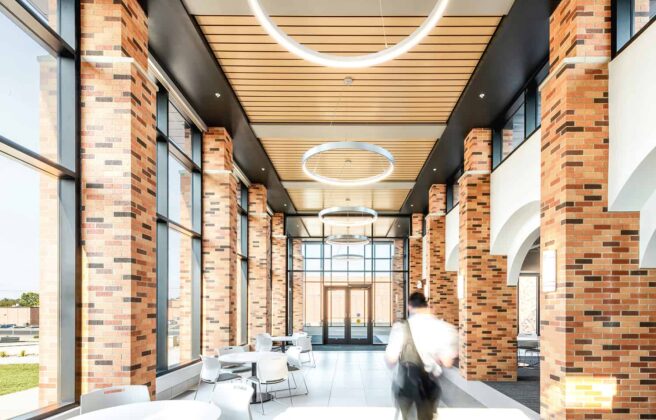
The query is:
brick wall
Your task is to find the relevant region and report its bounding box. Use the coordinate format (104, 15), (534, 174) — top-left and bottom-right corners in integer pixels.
(458, 128), (517, 381)
(79, 0), (157, 396)
(540, 0), (656, 417)
(392, 239), (406, 321)
(201, 128), (237, 352)
(248, 184), (271, 345)
(271, 213), (287, 336)
(425, 184), (458, 325)
(410, 214), (424, 292)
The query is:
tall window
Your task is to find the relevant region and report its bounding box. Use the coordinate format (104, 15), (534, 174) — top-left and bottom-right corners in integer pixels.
(236, 181), (249, 345)
(0, 1), (77, 417)
(614, 0), (656, 52)
(446, 166), (463, 212)
(156, 89), (202, 372)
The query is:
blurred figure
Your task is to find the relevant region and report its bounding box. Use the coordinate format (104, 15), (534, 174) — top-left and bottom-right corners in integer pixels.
(385, 292), (458, 420)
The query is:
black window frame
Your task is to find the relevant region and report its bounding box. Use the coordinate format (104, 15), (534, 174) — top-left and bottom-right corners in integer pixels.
(0, 0), (78, 417)
(237, 181), (249, 346)
(155, 87), (203, 375)
(613, 0), (656, 56)
(446, 165), (463, 213)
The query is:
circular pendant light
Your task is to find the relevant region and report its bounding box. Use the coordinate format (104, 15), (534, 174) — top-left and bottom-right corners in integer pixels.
(332, 252), (365, 262)
(319, 207), (378, 227)
(247, 0), (451, 69)
(325, 234), (370, 246)
(302, 142), (394, 187)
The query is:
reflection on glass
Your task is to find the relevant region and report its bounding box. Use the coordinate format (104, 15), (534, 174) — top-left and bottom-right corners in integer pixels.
(168, 154), (192, 228)
(0, 13), (58, 163)
(24, 0), (59, 33)
(350, 289), (369, 340)
(518, 275), (538, 336)
(304, 282), (322, 327)
(634, 0), (656, 34)
(501, 103), (526, 160)
(167, 229), (193, 367)
(327, 289), (346, 340)
(168, 102), (193, 157)
(0, 155), (59, 415)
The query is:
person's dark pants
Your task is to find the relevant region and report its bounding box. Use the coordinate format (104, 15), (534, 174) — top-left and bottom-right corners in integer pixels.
(397, 394), (439, 420)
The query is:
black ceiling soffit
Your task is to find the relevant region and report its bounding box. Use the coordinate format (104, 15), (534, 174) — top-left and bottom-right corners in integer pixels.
(400, 0), (552, 214)
(147, 0), (295, 213)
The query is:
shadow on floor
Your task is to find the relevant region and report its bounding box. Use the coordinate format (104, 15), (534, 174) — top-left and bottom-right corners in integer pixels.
(483, 367), (539, 413)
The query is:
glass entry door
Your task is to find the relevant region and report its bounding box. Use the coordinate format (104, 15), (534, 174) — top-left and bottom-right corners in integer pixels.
(323, 286), (372, 344)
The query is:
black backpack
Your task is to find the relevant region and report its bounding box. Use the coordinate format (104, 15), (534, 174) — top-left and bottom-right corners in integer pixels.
(392, 320), (440, 402)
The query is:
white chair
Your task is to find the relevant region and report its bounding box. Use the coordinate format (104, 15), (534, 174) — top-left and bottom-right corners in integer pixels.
(290, 331), (308, 346)
(217, 345), (251, 374)
(211, 379), (254, 420)
(255, 333), (273, 352)
(254, 355), (293, 414)
(296, 336), (316, 367)
(194, 355), (241, 400)
(80, 385), (150, 414)
(286, 346), (308, 396)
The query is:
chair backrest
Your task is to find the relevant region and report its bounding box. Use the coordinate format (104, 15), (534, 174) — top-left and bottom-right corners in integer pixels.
(211, 380), (254, 420)
(286, 346), (303, 370)
(255, 333), (273, 352)
(200, 355), (222, 382)
(80, 385), (150, 414)
(257, 355), (288, 383)
(296, 336), (312, 352)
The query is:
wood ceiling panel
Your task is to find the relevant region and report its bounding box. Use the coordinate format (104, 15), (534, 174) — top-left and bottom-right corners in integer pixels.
(287, 188), (410, 211)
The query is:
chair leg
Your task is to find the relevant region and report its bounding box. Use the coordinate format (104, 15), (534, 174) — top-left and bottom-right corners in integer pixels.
(194, 377), (202, 400)
(310, 351), (316, 368)
(290, 371), (298, 390)
(287, 379), (293, 406)
(259, 383), (265, 415)
(301, 372), (309, 395)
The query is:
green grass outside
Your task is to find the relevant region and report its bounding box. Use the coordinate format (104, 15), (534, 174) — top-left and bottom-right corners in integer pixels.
(0, 364), (39, 396)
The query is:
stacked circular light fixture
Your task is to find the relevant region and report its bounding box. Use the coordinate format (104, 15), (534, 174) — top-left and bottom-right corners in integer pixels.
(303, 142), (394, 187)
(247, 0), (451, 69)
(325, 234), (370, 246)
(319, 206), (378, 227)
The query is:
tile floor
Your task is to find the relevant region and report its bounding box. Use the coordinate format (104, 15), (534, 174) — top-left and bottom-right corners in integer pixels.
(181, 350), (530, 420)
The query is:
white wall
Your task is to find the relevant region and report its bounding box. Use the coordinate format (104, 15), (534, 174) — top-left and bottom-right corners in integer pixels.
(609, 22), (656, 267)
(490, 131), (541, 285)
(445, 204), (460, 272)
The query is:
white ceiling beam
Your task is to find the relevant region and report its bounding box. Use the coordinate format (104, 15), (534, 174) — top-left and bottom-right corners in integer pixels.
(252, 124), (445, 141)
(184, 0), (515, 17)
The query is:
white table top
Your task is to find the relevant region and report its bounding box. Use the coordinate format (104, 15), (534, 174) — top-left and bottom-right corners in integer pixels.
(271, 336), (295, 341)
(72, 401), (221, 419)
(218, 351), (282, 364)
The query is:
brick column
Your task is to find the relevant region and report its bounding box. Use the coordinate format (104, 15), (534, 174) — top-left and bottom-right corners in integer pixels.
(540, 1), (656, 417)
(425, 184), (458, 325)
(291, 239), (304, 332)
(392, 239), (406, 321)
(458, 128), (517, 381)
(79, 0), (157, 395)
(201, 128), (237, 353)
(410, 214), (424, 292)
(271, 213), (287, 336)
(248, 184), (272, 345)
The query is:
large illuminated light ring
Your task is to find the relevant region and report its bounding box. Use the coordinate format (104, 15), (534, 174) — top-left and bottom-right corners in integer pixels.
(332, 253), (365, 261)
(325, 234), (370, 247)
(302, 142), (394, 187)
(319, 206), (378, 227)
(247, 0), (451, 69)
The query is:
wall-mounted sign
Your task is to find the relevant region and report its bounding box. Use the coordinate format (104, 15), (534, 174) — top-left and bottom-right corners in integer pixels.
(542, 249), (557, 293)
(457, 273), (464, 299)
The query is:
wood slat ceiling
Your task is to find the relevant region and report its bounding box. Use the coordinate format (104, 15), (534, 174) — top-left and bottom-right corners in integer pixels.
(286, 188), (410, 212)
(295, 216), (398, 238)
(260, 138), (436, 182)
(196, 15), (502, 123)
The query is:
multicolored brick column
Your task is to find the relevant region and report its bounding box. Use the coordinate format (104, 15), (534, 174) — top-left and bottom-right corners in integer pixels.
(392, 239), (406, 321)
(540, 0), (656, 416)
(271, 213), (287, 336)
(425, 184), (458, 325)
(458, 128), (517, 381)
(79, 0), (157, 395)
(248, 184), (272, 345)
(410, 213), (424, 292)
(201, 128), (237, 353)
(291, 239), (304, 332)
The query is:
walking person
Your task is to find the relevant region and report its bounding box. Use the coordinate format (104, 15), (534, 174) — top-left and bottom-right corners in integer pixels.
(385, 292), (458, 420)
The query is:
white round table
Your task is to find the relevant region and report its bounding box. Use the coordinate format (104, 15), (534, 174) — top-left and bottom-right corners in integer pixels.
(72, 400), (221, 419)
(218, 351), (283, 403)
(271, 335), (296, 351)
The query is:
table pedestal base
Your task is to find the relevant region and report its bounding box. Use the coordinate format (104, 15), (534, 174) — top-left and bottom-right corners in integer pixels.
(251, 391), (273, 404)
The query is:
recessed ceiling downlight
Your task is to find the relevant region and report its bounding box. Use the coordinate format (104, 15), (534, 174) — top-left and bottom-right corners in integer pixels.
(319, 206), (378, 227)
(247, 0), (451, 69)
(302, 142), (394, 187)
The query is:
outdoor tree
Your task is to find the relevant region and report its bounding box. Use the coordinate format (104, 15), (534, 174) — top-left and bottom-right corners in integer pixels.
(17, 292), (39, 307)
